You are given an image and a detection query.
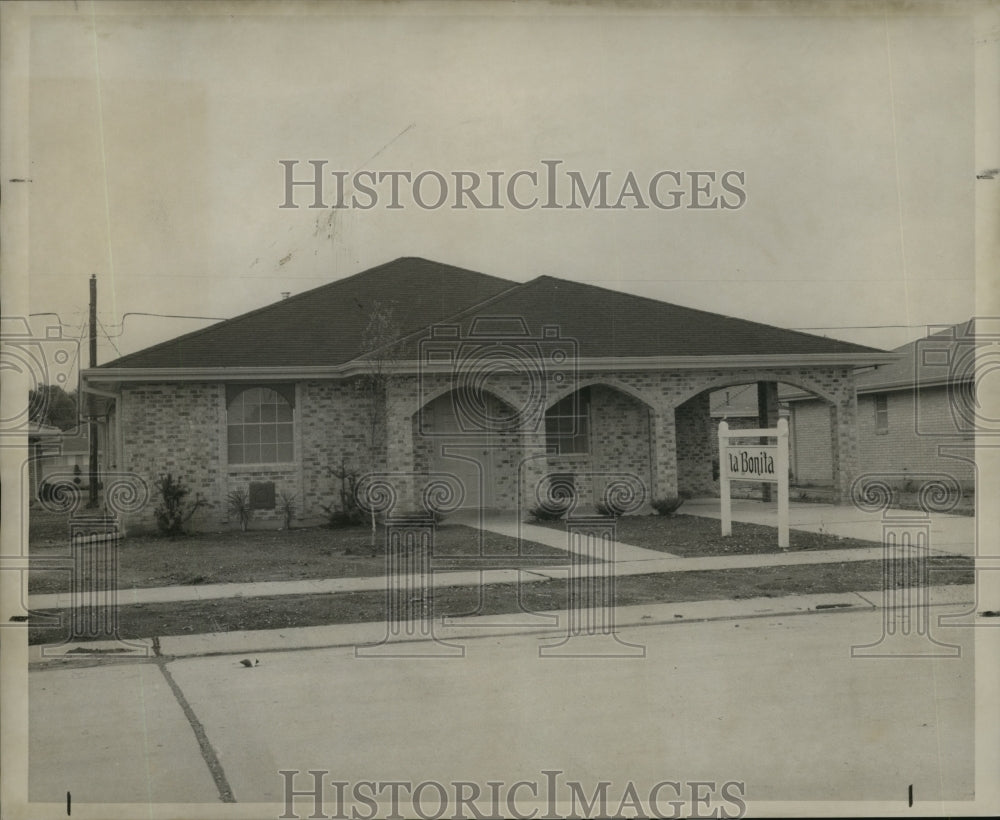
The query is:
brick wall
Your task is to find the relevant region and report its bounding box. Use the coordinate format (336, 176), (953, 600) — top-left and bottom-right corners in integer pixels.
(676, 393), (715, 497)
(586, 384), (654, 509)
(856, 388), (975, 486)
(790, 401), (834, 483)
(116, 363), (860, 529)
(299, 379), (376, 524)
(120, 383), (226, 531)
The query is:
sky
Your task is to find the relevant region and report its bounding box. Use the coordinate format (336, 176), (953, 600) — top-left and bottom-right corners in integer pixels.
(15, 0), (979, 383)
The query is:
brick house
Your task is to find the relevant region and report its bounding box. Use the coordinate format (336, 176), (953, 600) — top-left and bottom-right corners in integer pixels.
(81, 257), (893, 531)
(785, 320), (977, 490)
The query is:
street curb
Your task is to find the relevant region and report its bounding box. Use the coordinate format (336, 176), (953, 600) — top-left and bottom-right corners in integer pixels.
(27, 584), (976, 665)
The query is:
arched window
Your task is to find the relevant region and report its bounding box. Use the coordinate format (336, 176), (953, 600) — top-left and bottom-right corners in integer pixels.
(545, 387), (590, 455)
(226, 385), (294, 464)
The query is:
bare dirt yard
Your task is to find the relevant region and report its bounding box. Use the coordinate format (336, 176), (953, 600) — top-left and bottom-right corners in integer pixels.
(26, 510), (567, 594)
(26, 508), (973, 645)
(533, 513), (882, 556)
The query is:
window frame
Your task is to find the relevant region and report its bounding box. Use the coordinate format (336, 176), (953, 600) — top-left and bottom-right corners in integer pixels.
(873, 393), (889, 435)
(226, 385), (296, 466)
(545, 387), (592, 456)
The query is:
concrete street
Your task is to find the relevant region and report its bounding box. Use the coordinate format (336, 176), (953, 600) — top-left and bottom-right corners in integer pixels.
(29, 604), (975, 808)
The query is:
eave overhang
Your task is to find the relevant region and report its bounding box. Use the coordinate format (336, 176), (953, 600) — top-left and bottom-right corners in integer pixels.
(82, 352), (900, 393)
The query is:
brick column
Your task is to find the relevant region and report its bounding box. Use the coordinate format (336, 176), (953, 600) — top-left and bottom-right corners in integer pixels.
(518, 431), (549, 517)
(384, 380), (417, 511)
(651, 408), (678, 502)
(830, 392), (859, 503)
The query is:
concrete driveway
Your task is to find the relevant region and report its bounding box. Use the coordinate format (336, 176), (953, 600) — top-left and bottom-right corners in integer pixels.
(683, 497), (976, 556)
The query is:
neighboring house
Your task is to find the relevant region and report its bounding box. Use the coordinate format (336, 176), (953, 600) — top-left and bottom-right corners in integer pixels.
(708, 385), (763, 470)
(27, 424), (101, 502)
(709, 385), (759, 422)
(80, 257), (893, 530)
(785, 320), (978, 490)
(28, 422), (63, 502)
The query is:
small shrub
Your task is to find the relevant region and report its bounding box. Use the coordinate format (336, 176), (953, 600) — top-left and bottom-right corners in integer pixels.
(278, 491), (297, 530)
(227, 488), (251, 532)
(528, 505), (565, 522)
(153, 473), (206, 536)
(323, 459), (364, 527)
(652, 496), (685, 517)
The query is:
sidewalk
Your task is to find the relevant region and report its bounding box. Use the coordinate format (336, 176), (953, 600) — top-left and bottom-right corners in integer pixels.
(28, 584), (976, 663)
(27, 544), (892, 611)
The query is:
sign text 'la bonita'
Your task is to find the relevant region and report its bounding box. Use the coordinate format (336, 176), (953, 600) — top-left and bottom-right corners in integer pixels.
(718, 418), (789, 548)
(726, 446), (778, 481)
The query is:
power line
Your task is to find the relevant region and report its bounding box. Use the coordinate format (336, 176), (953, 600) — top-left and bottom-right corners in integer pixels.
(96, 317), (122, 359)
(121, 311), (225, 327)
(790, 323), (943, 331)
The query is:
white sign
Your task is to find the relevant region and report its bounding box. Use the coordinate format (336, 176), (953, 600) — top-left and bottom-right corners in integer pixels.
(725, 446), (779, 481)
(718, 417), (790, 549)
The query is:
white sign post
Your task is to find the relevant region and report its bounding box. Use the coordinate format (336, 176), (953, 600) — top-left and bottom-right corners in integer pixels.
(718, 416), (790, 549)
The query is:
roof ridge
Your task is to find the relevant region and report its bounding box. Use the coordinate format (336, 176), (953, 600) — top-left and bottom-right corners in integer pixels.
(99, 257), (517, 369)
(526, 274), (888, 354)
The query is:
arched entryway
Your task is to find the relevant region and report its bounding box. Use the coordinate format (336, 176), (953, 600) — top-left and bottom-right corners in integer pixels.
(540, 383), (656, 511)
(412, 388), (521, 510)
(675, 379), (837, 499)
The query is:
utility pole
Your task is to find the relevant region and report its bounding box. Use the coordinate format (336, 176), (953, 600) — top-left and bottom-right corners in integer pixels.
(88, 274), (99, 508)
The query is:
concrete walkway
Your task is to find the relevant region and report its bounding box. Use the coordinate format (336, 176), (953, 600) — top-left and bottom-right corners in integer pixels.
(472, 512), (678, 560)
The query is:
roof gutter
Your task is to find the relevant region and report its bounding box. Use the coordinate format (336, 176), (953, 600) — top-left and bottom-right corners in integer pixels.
(80, 383), (121, 400)
(82, 352), (900, 386)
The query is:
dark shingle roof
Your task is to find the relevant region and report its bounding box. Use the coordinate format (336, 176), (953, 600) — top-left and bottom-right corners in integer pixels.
(100, 257), (517, 369)
(854, 319), (976, 392)
(396, 275), (884, 359)
(100, 257), (886, 370)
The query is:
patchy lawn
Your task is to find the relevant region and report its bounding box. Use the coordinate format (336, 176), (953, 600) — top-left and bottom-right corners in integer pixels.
(533, 513), (882, 556)
(27, 510), (568, 595)
(27, 556), (974, 644)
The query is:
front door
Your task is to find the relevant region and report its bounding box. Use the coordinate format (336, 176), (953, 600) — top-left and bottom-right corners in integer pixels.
(422, 395), (495, 510)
